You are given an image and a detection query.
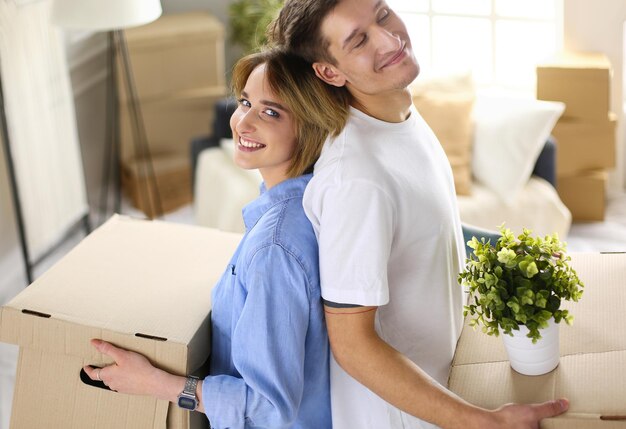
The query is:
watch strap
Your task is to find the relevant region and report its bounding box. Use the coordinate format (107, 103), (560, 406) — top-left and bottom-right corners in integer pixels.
(183, 375), (199, 395)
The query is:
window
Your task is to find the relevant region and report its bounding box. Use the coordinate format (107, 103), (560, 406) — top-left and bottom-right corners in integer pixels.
(389, 0), (563, 92)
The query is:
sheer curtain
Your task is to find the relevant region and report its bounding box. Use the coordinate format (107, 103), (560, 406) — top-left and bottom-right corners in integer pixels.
(0, 0), (88, 260)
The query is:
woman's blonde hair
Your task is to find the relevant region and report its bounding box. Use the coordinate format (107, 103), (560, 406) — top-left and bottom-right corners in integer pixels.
(231, 48), (350, 178)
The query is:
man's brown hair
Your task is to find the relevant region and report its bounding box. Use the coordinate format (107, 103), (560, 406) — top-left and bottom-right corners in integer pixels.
(268, 0), (340, 65)
(231, 48), (350, 178)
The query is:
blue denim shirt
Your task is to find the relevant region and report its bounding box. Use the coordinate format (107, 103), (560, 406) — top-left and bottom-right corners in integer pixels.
(203, 174), (331, 429)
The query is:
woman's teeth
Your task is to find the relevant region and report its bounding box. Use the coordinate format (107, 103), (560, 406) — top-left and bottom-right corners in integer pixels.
(239, 137), (265, 148)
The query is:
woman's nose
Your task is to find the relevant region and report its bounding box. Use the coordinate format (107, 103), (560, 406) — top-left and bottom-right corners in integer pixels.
(235, 109), (256, 133)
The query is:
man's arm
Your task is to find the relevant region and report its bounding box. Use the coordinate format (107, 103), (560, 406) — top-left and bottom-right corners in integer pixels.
(324, 305), (569, 429)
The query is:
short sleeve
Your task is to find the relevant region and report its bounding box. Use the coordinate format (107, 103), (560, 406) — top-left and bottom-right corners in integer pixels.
(316, 180), (395, 305)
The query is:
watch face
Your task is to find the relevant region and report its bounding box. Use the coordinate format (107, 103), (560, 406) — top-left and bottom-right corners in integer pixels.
(178, 396), (197, 410)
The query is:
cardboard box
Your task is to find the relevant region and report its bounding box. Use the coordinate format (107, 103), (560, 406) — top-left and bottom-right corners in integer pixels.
(557, 170), (607, 222)
(553, 113), (617, 176)
(449, 252), (626, 428)
(119, 89), (227, 163)
(0, 215), (242, 428)
(537, 52), (611, 122)
(117, 11), (228, 166)
(118, 11), (225, 103)
(122, 154), (192, 218)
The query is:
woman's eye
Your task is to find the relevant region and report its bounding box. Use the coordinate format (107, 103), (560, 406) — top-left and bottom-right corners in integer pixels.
(264, 109), (280, 118)
(238, 98), (251, 108)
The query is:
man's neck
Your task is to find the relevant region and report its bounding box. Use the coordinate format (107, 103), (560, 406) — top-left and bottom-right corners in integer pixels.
(350, 87), (413, 123)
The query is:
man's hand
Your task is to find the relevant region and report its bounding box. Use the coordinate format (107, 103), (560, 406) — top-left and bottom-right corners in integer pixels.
(83, 339), (184, 403)
(486, 399), (569, 429)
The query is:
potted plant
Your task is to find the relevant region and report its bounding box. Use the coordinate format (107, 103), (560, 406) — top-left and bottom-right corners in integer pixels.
(228, 0), (283, 54)
(458, 225), (584, 375)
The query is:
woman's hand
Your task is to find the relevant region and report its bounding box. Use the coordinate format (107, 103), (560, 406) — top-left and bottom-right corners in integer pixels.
(83, 339), (184, 403)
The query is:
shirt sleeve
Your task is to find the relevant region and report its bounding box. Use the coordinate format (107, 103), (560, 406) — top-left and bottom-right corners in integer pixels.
(202, 244), (311, 429)
(316, 179), (395, 306)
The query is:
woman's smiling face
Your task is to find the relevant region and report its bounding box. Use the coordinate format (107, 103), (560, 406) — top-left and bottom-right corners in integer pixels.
(230, 63), (298, 189)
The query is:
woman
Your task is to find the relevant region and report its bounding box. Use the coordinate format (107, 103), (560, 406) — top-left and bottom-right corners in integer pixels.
(84, 49), (349, 428)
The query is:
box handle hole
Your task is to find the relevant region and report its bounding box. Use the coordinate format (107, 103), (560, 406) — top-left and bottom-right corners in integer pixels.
(21, 309), (51, 318)
(135, 333), (167, 341)
(80, 367), (113, 391)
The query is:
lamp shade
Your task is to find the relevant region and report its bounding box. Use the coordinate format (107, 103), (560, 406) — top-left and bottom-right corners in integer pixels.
(52, 0), (162, 31)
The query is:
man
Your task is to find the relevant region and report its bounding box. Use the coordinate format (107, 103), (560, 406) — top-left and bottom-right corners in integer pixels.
(270, 1), (569, 428)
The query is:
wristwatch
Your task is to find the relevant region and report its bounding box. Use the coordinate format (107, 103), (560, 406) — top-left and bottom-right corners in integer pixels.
(177, 375), (199, 410)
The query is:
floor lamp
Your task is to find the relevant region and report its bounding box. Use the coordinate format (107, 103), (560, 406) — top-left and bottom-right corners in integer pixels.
(52, 0), (164, 224)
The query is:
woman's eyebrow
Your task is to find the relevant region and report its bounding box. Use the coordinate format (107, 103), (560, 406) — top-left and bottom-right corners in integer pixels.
(260, 99), (288, 112)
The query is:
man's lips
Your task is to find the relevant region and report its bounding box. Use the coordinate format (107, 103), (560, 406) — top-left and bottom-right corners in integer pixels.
(380, 43), (407, 70)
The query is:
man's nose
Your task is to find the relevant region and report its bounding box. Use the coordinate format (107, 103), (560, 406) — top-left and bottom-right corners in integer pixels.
(372, 26), (401, 53)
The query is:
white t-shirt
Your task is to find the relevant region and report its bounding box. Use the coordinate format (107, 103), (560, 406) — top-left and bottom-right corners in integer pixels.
(303, 106), (466, 429)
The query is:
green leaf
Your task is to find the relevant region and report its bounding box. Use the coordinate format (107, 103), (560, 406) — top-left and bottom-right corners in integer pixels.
(229, 0), (284, 53)
(535, 296), (547, 308)
(506, 300), (520, 314)
(497, 248), (516, 265)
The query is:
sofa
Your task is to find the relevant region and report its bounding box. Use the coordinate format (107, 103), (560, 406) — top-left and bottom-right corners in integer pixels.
(191, 94), (571, 245)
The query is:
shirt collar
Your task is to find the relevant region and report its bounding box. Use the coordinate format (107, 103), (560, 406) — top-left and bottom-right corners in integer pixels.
(242, 174), (312, 230)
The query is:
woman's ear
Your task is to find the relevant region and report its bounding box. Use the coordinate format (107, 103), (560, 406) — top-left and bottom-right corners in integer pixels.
(312, 62), (346, 87)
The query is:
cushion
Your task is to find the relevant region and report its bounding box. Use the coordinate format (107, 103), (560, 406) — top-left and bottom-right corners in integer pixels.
(457, 177), (572, 239)
(193, 139), (262, 233)
(411, 73), (475, 195)
(472, 94), (564, 204)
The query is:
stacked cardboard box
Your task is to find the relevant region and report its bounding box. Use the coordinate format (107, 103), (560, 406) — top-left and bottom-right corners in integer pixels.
(537, 52), (616, 222)
(121, 154), (192, 218)
(0, 215), (242, 428)
(118, 12), (227, 217)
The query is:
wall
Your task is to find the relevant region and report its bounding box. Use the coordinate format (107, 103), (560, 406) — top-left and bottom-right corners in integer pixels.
(0, 131), (23, 302)
(563, 0), (626, 193)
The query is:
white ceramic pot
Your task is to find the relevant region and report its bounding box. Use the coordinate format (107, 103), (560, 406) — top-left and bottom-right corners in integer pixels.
(502, 319), (560, 376)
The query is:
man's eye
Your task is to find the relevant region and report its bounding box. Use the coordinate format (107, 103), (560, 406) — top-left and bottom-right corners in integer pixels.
(378, 8), (390, 23)
(355, 35), (368, 48)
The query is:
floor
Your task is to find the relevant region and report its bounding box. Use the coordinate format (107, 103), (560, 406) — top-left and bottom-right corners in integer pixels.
(1, 194), (626, 427)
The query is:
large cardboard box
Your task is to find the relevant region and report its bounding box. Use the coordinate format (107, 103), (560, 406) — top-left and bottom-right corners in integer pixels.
(119, 12), (225, 103)
(122, 154), (192, 218)
(0, 215), (242, 429)
(537, 52), (611, 122)
(449, 252), (626, 428)
(553, 113), (617, 176)
(557, 170), (608, 222)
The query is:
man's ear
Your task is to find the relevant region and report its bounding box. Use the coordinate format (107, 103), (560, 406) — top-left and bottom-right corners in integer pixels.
(312, 62), (346, 87)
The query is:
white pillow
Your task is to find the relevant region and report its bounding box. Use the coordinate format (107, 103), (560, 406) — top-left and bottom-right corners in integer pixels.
(472, 94), (564, 205)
